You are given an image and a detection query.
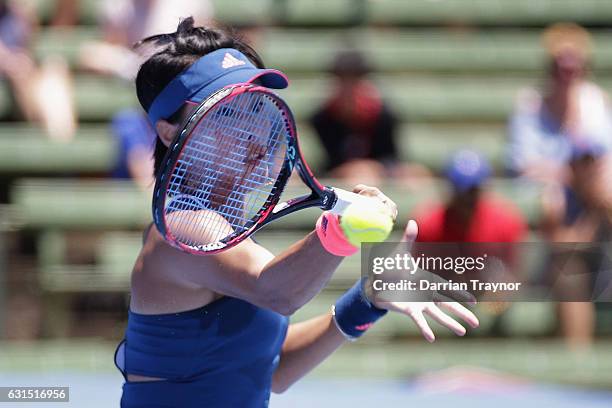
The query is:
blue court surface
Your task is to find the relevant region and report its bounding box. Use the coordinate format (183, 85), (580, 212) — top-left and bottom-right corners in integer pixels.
(0, 372), (610, 408)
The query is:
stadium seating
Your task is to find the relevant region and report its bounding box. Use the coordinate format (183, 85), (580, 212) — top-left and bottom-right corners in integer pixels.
(11, 0), (612, 340)
(28, 0), (612, 27)
(11, 178), (542, 230)
(365, 0), (612, 26)
(0, 123), (506, 174)
(29, 0), (99, 25)
(2, 73), (611, 123)
(36, 226), (557, 339)
(29, 199), (552, 339)
(32, 27), (612, 74)
(12, 176), (541, 293)
(0, 127), (114, 173)
(33, 26), (100, 65)
(0, 77), (136, 122)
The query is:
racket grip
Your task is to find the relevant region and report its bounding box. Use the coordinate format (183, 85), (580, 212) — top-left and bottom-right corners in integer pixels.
(327, 188), (376, 215)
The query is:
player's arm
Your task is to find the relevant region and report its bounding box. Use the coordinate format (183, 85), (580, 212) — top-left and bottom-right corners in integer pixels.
(146, 185), (396, 316)
(272, 313), (345, 393)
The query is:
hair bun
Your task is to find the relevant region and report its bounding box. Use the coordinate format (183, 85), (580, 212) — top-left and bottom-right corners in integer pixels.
(177, 17), (196, 34)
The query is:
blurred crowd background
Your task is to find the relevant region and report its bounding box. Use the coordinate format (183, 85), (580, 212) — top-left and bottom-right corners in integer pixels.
(1, 0), (612, 405)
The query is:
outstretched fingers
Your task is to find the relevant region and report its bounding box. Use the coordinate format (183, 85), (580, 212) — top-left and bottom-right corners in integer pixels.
(396, 305), (435, 343)
(423, 303), (466, 336)
(436, 301), (480, 329)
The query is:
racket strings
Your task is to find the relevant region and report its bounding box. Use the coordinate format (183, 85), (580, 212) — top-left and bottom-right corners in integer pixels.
(219, 95), (287, 235)
(186, 118), (240, 241)
(218, 94), (284, 229)
(165, 91), (289, 247)
(198, 94), (272, 234)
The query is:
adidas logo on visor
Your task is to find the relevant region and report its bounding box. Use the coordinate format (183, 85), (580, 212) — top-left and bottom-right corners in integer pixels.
(222, 53), (246, 69)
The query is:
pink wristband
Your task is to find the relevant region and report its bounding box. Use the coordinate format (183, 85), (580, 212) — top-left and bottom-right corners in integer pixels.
(315, 212), (358, 257)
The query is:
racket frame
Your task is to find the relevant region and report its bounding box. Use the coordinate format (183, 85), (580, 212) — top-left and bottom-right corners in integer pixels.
(152, 84), (346, 254)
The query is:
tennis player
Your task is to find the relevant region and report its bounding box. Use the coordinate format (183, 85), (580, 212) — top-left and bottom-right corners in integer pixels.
(115, 18), (479, 408)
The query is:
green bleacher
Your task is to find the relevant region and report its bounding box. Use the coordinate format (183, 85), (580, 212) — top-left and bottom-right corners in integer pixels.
(11, 177), (548, 339)
(11, 178), (542, 230)
(27, 0), (612, 27)
(0, 127), (115, 173)
(0, 123), (509, 173)
(3, 73), (612, 122)
(7, 0), (608, 340)
(33, 27), (612, 74)
(364, 0), (612, 26)
(11, 176), (542, 285)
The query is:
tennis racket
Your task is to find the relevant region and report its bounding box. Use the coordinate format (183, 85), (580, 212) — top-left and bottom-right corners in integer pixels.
(152, 83), (374, 255)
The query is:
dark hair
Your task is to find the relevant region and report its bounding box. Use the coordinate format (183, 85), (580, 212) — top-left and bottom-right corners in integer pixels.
(330, 49), (371, 77)
(134, 17), (265, 175)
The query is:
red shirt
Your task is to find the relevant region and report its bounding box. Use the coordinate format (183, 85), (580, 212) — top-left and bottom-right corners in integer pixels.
(413, 195), (527, 243)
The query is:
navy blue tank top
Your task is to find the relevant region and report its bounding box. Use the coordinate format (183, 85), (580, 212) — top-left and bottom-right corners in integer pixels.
(116, 296), (289, 407)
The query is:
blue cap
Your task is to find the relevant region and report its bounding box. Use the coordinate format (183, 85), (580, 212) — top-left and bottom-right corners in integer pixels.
(570, 139), (606, 161)
(147, 48), (289, 126)
(445, 150), (491, 191)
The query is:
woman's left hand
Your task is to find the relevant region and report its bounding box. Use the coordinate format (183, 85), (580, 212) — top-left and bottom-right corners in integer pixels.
(371, 220), (480, 343)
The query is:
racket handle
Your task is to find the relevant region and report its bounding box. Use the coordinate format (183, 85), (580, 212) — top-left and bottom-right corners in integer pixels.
(327, 188), (377, 215)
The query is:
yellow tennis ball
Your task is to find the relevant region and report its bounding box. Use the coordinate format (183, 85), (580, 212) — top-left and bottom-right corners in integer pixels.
(340, 202), (394, 246)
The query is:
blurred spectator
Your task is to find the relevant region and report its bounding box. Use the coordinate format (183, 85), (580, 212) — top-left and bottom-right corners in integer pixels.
(412, 150), (528, 330)
(80, 1), (213, 189)
(0, 0), (36, 121)
(79, 0), (213, 80)
(541, 141), (612, 349)
(5, 293), (42, 340)
(310, 49), (429, 185)
(50, 0), (80, 27)
(507, 23), (612, 184)
(413, 150), (527, 243)
(0, 0), (76, 140)
(110, 109), (156, 191)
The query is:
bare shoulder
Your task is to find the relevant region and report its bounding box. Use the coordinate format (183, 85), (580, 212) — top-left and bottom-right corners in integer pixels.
(138, 222), (220, 280)
(130, 219), (275, 313)
(129, 224), (221, 313)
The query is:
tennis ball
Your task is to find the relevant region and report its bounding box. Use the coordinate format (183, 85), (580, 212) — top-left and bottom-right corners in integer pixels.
(340, 202), (394, 246)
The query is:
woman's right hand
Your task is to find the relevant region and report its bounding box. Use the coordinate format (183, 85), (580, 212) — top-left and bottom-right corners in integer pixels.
(350, 184), (398, 221)
(370, 220), (480, 342)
